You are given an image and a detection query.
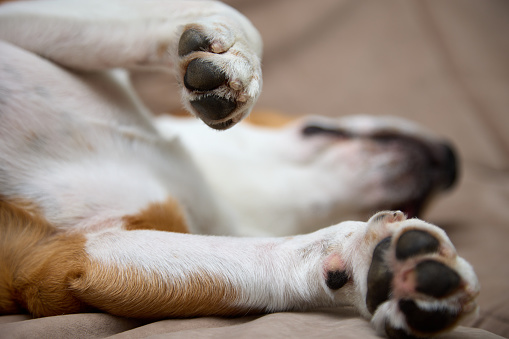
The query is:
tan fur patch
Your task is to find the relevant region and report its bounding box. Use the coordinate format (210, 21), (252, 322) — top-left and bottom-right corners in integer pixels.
(123, 198), (189, 233)
(166, 110), (297, 128)
(0, 200), (49, 314)
(0, 200), (90, 316)
(1, 200), (255, 318)
(363, 228), (381, 247)
(71, 261), (248, 318)
(245, 110), (297, 128)
(169, 110), (193, 118)
(15, 234), (91, 316)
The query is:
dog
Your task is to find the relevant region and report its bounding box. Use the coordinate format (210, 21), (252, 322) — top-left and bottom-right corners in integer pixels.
(0, 1), (479, 338)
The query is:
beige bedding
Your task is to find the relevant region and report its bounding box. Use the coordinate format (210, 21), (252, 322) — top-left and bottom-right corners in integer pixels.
(1, 0), (508, 337)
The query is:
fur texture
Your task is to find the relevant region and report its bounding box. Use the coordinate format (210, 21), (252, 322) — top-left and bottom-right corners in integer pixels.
(0, 1), (479, 337)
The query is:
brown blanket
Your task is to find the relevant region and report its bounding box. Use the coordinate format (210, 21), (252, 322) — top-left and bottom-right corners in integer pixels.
(1, 0), (508, 337)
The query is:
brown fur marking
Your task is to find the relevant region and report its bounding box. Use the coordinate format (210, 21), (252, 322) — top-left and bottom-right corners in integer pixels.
(123, 198), (189, 233)
(0, 200), (90, 316)
(1, 199), (248, 318)
(245, 110), (297, 128)
(166, 110), (297, 128)
(71, 263), (246, 318)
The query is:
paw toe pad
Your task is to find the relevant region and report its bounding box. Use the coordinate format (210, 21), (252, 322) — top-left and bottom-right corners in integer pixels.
(399, 299), (459, 334)
(415, 260), (460, 298)
(384, 323), (420, 339)
(184, 59), (226, 91)
(366, 237), (393, 314)
(190, 96), (236, 122)
(396, 230), (439, 260)
(179, 28), (210, 57)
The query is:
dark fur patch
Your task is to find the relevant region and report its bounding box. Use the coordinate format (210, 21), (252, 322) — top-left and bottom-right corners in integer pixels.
(325, 270), (349, 290)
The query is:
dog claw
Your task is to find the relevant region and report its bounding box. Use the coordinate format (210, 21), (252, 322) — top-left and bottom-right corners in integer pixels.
(229, 79), (243, 91)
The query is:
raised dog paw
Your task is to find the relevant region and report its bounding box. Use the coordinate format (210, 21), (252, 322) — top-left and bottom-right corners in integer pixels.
(364, 212), (479, 338)
(177, 21), (262, 130)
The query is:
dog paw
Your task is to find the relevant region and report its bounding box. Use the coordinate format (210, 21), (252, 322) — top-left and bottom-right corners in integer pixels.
(177, 22), (262, 130)
(364, 212), (479, 338)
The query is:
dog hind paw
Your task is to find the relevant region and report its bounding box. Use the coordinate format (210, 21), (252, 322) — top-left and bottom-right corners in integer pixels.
(365, 214), (479, 338)
(178, 23), (262, 130)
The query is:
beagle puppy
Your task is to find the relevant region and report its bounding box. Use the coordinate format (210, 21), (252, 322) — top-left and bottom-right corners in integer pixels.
(0, 1), (479, 338)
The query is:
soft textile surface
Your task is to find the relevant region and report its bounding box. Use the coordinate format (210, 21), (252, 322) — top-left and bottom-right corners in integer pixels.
(2, 0), (508, 338)
(0, 311), (503, 339)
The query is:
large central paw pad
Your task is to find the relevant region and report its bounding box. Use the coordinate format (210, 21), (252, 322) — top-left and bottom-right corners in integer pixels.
(178, 25), (262, 130)
(366, 217), (479, 338)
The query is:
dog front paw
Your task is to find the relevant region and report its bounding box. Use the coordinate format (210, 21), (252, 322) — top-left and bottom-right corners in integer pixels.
(364, 212), (479, 338)
(177, 21), (262, 130)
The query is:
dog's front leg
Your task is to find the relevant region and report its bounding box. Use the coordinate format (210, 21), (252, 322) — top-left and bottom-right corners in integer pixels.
(17, 212), (479, 338)
(16, 224), (360, 318)
(78, 214), (477, 338)
(69, 229), (341, 318)
(0, 0), (263, 128)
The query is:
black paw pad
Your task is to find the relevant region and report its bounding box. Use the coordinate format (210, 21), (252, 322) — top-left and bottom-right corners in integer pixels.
(326, 270), (349, 290)
(184, 59), (226, 91)
(399, 299), (459, 334)
(396, 230), (439, 260)
(415, 260), (460, 298)
(366, 237), (393, 314)
(190, 96), (236, 121)
(178, 28), (210, 57)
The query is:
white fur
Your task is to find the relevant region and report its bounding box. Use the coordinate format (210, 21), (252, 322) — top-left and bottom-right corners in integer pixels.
(155, 115), (454, 236)
(0, 1), (479, 337)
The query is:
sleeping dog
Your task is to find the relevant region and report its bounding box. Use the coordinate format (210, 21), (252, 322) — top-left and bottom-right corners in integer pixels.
(0, 1), (479, 338)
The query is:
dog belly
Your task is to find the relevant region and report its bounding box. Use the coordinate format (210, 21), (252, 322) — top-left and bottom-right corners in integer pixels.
(0, 40), (231, 235)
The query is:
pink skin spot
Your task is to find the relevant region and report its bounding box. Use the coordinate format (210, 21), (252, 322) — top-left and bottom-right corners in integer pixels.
(323, 253), (345, 274)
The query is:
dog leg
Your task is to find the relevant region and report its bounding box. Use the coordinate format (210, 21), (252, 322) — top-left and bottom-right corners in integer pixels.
(0, 0), (263, 128)
(10, 211), (477, 338)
